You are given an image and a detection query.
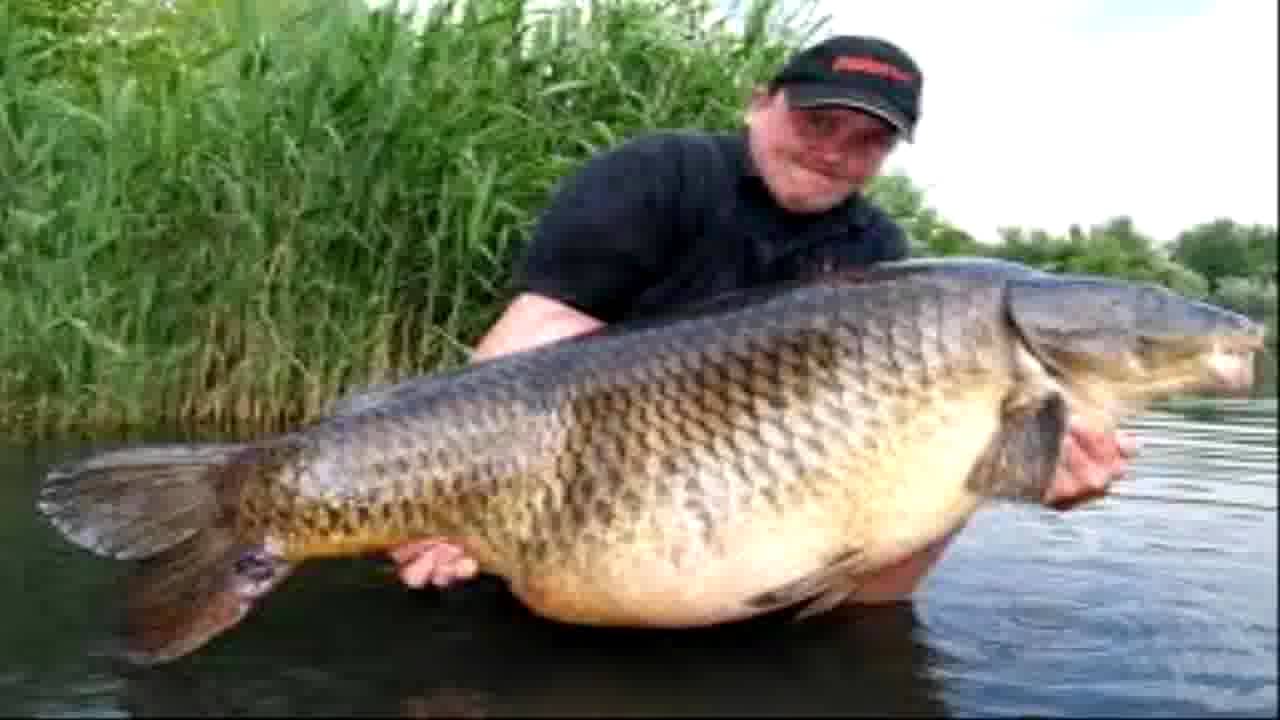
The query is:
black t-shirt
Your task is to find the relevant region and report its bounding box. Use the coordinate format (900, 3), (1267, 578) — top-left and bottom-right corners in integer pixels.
(514, 129), (910, 324)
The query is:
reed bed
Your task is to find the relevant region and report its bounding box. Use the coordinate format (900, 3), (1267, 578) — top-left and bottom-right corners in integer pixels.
(0, 0), (817, 437)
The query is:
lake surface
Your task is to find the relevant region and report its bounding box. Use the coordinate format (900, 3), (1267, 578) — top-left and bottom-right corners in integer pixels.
(2, 398), (1275, 717)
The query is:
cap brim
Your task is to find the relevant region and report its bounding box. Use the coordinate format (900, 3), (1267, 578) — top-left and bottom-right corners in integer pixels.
(783, 84), (914, 142)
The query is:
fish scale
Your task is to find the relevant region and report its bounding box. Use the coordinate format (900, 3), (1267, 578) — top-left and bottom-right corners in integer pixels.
(36, 257), (1266, 664)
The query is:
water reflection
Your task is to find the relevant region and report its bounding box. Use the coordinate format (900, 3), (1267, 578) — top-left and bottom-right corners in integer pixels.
(115, 576), (951, 716)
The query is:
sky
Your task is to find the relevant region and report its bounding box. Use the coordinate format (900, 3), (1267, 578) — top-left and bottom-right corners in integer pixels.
(370, 0), (1277, 244)
(798, 0), (1279, 243)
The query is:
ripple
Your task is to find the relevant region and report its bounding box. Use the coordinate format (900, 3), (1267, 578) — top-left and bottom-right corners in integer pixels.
(916, 399), (1277, 716)
(1143, 580), (1278, 715)
(921, 564), (1276, 716)
(8, 670), (127, 719)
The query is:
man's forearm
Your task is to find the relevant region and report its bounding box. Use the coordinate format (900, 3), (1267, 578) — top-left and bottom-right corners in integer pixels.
(472, 292), (605, 362)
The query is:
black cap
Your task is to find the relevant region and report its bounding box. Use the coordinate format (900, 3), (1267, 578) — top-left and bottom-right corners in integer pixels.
(772, 35), (923, 142)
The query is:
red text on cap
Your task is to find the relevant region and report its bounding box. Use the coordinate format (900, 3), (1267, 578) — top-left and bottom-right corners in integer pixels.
(832, 56), (914, 84)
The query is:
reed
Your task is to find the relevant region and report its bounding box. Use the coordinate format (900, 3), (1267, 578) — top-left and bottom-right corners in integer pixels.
(0, 0), (818, 437)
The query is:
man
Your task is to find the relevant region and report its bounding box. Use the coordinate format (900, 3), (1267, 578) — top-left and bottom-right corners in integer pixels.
(389, 35), (1136, 604)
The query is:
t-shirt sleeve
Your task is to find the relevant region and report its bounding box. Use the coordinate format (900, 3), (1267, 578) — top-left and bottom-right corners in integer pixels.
(861, 201), (911, 262)
(820, 199), (912, 269)
(513, 134), (681, 321)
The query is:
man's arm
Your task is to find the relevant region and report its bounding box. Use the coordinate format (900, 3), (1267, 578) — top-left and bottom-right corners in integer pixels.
(471, 292), (605, 361)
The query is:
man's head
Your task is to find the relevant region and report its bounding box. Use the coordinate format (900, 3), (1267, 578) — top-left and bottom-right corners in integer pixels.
(746, 35), (923, 214)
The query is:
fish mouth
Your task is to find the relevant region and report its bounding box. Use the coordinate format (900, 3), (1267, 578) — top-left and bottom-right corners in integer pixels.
(1204, 332), (1267, 395)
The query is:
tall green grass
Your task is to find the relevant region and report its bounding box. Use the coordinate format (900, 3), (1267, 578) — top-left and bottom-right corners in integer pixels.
(0, 0), (818, 437)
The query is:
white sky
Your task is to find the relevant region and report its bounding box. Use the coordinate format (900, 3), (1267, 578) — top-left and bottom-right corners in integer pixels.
(371, 0), (1278, 244)
(810, 0), (1279, 243)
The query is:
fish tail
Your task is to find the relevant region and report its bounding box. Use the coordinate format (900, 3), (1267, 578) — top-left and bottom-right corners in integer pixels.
(117, 522), (295, 664)
(37, 442), (295, 664)
(38, 442), (246, 561)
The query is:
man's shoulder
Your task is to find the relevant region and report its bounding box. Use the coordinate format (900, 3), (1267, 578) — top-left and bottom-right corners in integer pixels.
(838, 193), (912, 261)
(851, 192), (901, 230)
(596, 129), (743, 173)
(586, 128), (747, 176)
(574, 129), (746, 227)
(613, 128), (739, 150)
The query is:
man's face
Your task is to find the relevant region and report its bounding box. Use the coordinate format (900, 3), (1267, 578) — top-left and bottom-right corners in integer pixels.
(746, 88), (899, 214)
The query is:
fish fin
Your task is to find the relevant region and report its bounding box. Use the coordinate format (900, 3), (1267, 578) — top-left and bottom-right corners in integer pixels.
(746, 548), (866, 619)
(119, 531), (296, 665)
(965, 389), (1067, 503)
(38, 443), (251, 560)
(792, 582), (860, 621)
(37, 441), (294, 664)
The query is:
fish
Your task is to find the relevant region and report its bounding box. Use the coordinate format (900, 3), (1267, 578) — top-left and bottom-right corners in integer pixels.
(35, 257), (1266, 665)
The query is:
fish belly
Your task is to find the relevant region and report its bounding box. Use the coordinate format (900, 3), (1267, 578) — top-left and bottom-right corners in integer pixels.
(501, 386), (1005, 628)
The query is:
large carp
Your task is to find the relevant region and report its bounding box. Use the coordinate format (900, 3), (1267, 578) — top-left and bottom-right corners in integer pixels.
(37, 258), (1264, 664)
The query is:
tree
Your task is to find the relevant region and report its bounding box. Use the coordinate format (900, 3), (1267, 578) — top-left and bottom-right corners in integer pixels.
(927, 223), (985, 257)
(1169, 218), (1270, 293)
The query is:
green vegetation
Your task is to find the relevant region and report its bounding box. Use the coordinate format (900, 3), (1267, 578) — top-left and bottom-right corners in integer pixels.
(2, 0), (1274, 438)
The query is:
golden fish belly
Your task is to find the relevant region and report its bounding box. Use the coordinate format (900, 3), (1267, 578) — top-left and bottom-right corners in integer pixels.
(498, 377), (1009, 628)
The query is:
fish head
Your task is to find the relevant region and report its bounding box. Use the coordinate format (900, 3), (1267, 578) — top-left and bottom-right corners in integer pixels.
(1006, 275), (1267, 426)
(1126, 287), (1265, 395)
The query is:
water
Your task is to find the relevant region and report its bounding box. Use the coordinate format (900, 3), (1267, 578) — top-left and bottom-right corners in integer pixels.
(1, 399), (1275, 717)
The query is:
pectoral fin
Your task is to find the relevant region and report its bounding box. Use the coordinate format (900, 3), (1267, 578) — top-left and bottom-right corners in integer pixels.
(965, 389), (1068, 503)
(746, 548), (866, 620)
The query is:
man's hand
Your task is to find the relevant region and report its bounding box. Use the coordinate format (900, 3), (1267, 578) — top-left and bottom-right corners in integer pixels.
(1044, 421), (1139, 511)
